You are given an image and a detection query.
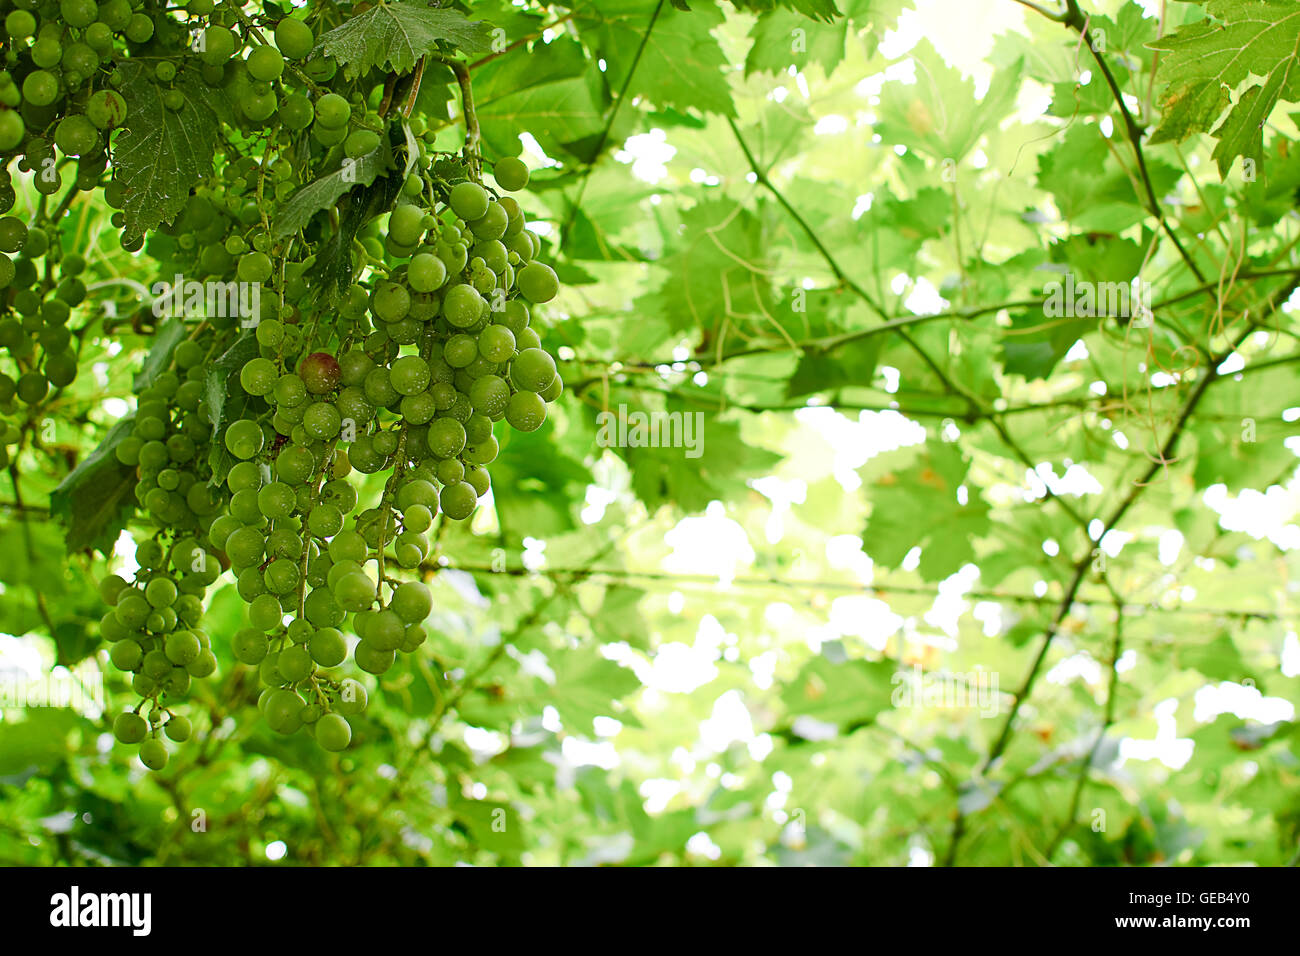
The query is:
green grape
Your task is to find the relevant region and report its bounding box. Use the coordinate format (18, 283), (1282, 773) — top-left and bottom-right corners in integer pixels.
(336, 678), (368, 715)
(278, 644), (312, 682)
(315, 713), (351, 751)
(139, 738), (169, 770)
(511, 348), (557, 393)
(506, 390), (547, 432)
(440, 481), (478, 520)
(247, 44), (284, 81)
(309, 627), (347, 667)
(265, 688), (305, 733)
(389, 355), (431, 395)
(469, 375), (510, 420)
(493, 156), (530, 192)
(275, 18), (315, 60)
(390, 581), (432, 623)
(354, 641), (395, 675)
(469, 201), (509, 241)
(240, 356), (278, 396)
(4, 10), (37, 38)
(165, 630), (201, 666)
(449, 182), (489, 221)
(224, 419), (265, 459)
(233, 627), (268, 665)
(518, 262), (559, 304)
(478, 325), (516, 363)
(113, 711), (147, 744)
(407, 252), (447, 293)
(165, 715), (192, 742)
(248, 593), (283, 630)
(22, 70), (59, 107)
(314, 92), (350, 129)
(427, 418), (467, 459)
(443, 284), (485, 329)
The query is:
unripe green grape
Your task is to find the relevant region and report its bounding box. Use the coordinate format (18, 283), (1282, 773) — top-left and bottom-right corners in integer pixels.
(248, 593), (283, 631)
(164, 715), (192, 742)
(314, 91), (350, 129)
(449, 181), (489, 221)
(247, 44), (284, 81)
(510, 348), (557, 393)
(307, 502), (344, 538)
(389, 355), (431, 395)
(240, 356), (278, 396)
(198, 26), (236, 66)
(279, 92), (313, 130)
(388, 203), (424, 245)
(332, 679), (365, 716)
(303, 401), (341, 439)
(517, 261), (559, 304)
(277, 644), (312, 683)
(516, 326), (542, 351)
(109, 640), (143, 671)
(22, 70), (59, 107)
(224, 419), (265, 459)
(440, 481), (478, 520)
(309, 627), (347, 667)
(145, 577), (178, 609)
(493, 155), (529, 192)
(4, 10), (36, 38)
(426, 418), (467, 459)
(238, 251), (273, 283)
(442, 284), (484, 329)
(371, 281), (411, 322)
(407, 252), (447, 293)
(233, 627), (268, 664)
(314, 713), (351, 751)
(114, 712), (147, 744)
(0, 111), (21, 152)
(345, 128), (379, 159)
(139, 739), (168, 770)
(468, 375), (510, 420)
(354, 641), (395, 675)
(506, 390), (547, 432)
(165, 630), (201, 666)
(275, 17), (314, 60)
(390, 581), (432, 623)
(265, 688), (305, 733)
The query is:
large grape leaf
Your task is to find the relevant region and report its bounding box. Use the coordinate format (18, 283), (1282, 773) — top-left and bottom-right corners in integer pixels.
(875, 40), (1022, 161)
(862, 441), (990, 580)
(316, 1), (493, 80)
(781, 655), (895, 727)
(1149, 0), (1300, 175)
(745, 0), (905, 76)
(50, 415), (137, 555)
(575, 0), (737, 117)
(113, 62), (230, 246)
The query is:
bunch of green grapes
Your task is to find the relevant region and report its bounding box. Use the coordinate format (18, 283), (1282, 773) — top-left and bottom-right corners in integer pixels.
(0, 226), (88, 412)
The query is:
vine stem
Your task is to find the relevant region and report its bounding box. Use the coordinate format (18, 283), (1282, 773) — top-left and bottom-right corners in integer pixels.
(560, 0), (667, 244)
(1043, 580), (1124, 861)
(942, 275), (1300, 865)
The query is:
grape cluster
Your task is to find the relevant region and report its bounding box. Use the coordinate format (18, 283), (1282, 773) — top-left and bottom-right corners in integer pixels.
(0, 0), (567, 768)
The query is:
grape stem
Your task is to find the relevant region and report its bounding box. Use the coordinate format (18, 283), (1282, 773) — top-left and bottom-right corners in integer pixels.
(443, 58), (481, 178)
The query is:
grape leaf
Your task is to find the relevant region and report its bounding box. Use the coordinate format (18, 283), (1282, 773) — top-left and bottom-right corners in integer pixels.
(781, 655), (895, 726)
(576, 0), (737, 117)
(745, 0), (904, 76)
(50, 415), (137, 555)
(132, 317), (188, 393)
(550, 646), (640, 733)
(316, 1), (493, 80)
(272, 141), (394, 239)
(1148, 0), (1300, 175)
(113, 61), (230, 247)
(862, 441), (990, 580)
(203, 332), (263, 487)
(875, 40), (1022, 160)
